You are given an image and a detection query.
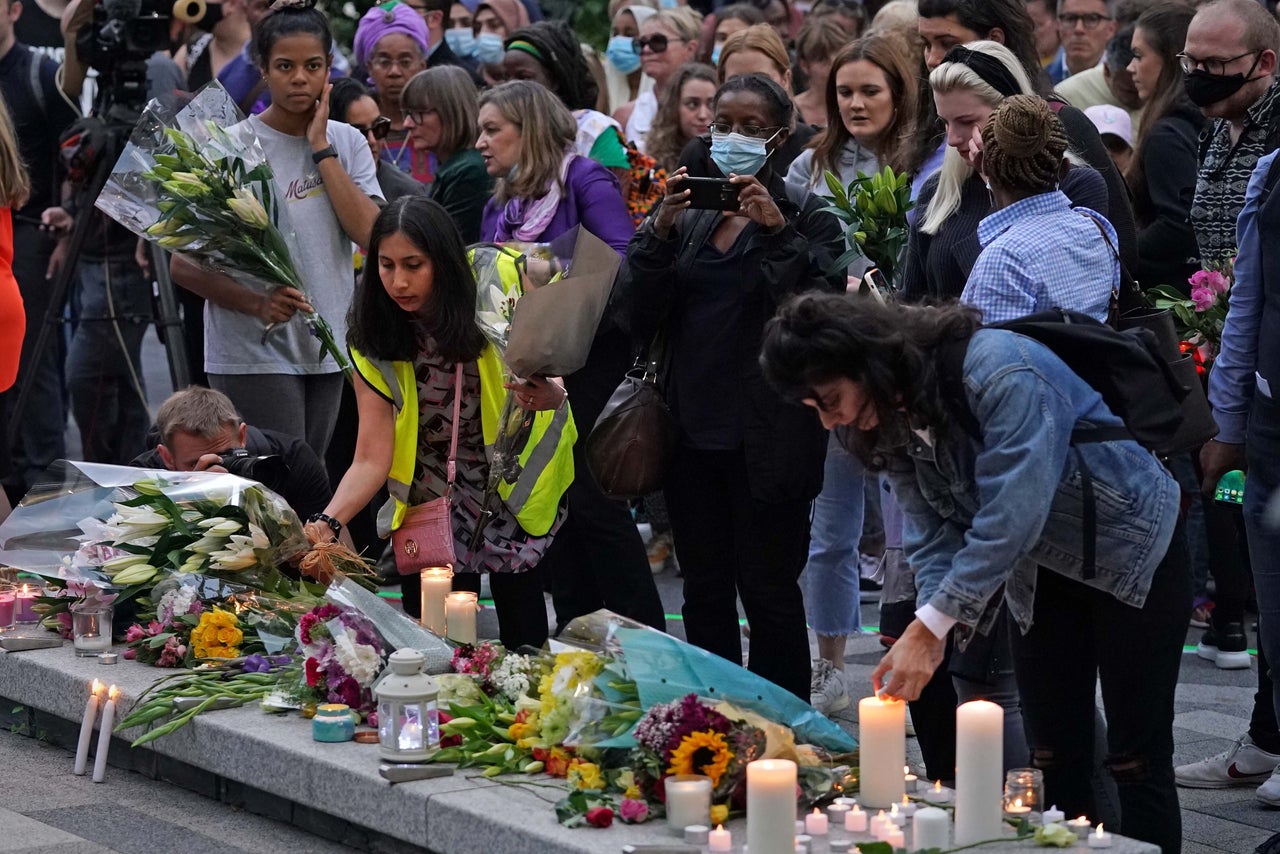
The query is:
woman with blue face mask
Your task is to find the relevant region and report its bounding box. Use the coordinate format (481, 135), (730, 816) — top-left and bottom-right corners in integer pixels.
(472, 0), (529, 83)
(614, 73), (846, 701)
(603, 3), (657, 115)
(617, 7), (703, 151)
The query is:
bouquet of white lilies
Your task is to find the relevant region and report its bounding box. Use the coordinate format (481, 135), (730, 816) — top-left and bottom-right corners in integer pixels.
(95, 82), (349, 377)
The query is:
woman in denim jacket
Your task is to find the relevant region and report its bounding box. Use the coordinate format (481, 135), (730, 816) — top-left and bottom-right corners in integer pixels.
(761, 293), (1189, 854)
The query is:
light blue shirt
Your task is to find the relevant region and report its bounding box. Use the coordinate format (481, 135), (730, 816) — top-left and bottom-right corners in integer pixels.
(962, 190), (1117, 324)
(1207, 150), (1275, 443)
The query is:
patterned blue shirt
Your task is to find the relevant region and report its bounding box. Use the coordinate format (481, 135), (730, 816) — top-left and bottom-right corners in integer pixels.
(962, 190), (1118, 324)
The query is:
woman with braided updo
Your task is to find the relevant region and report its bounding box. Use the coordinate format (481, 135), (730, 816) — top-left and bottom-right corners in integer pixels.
(961, 95), (1118, 324)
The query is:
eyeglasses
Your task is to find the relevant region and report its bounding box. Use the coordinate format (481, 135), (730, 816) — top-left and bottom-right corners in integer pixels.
(1177, 50), (1261, 76)
(368, 55), (422, 72)
(404, 107), (437, 125)
(1058, 12), (1110, 29)
(351, 116), (392, 139)
(635, 34), (683, 54)
(708, 121), (782, 139)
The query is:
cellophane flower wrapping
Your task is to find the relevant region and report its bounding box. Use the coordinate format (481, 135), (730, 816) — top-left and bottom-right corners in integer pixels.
(0, 461), (310, 601)
(324, 573), (454, 674)
(93, 81), (349, 375)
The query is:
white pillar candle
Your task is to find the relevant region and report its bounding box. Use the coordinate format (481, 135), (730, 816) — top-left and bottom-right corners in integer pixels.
(74, 679), (103, 775)
(1088, 823), (1113, 848)
(708, 824), (732, 852)
(844, 804), (867, 832)
(747, 759), (797, 854)
(444, 592), (478, 645)
(858, 695), (906, 808)
(913, 806), (950, 850)
(418, 567), (452, 636)
(91, 685), (118, 783)
(665, 775), (712, 830)
(1067, 816), (1092, 840)
(804, 807), (828, 835)
(954, 700), (1004, 845)
(885, 827), (905, 848)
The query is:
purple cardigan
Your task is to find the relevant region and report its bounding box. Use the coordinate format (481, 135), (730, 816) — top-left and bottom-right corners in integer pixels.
(480, 157), (635, 255)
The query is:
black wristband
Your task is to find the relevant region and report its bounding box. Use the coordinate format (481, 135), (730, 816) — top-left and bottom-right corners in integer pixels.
(308, 512), (342, 537)
(311, 145), (338, 164)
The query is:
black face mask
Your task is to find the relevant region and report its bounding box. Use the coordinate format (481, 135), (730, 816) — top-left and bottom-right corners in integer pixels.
(1184, 53), (1262, 107)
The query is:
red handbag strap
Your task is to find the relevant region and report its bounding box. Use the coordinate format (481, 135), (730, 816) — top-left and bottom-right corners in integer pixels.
(445, 363), (463, 496)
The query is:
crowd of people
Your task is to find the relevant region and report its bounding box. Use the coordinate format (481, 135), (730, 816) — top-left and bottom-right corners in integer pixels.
(0, 0), (1279, 849)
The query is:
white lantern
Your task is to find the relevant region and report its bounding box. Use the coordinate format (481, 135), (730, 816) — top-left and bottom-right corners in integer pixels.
(374, 648), (440, 762)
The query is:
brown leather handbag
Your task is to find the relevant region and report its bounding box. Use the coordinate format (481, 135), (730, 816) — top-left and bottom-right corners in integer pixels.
(585, 356), (676, 499)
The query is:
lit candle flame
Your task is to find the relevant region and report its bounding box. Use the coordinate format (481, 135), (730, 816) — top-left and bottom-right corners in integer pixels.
(904, 765), (910, 774)
(107, 685), (119, 700)
(902, 795), (910, 806)
(876, 809), (886, 818)
(20, 583), (28, 595)
(1096, 824), (1105, 837)
(1014, 798), (1023, 808)
(715, 824), (724, 832)
(90, 678), (102, 695)
(890, 803), (900, 816)
(933, 780), (943, 793)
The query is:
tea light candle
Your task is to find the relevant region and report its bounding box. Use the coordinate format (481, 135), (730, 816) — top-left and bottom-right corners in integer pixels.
(828, 802), (851, 823)
(904, 765), (919, 793)
(665, 775), (712, 830)
(74, 679), (103, 775)
(913, 806), (950, 850)
(795, 833), (812, 853)
(955, 700), (1004, 845)
(683, 825), (709, 845)
(844, 803), (867, 832)
(858, 695), (906, 807)
(898, 795), (917, 818)
(888, 802), (903, 826)
(1043, 804), (1065, 826)
(1005, 797), (1032, 816)
(870, 810), (890, 839)
(1067, 816), (1092, 840)
(746, 759), (797, 854)
(418, 567), (452, 636)
(885, 827), (905, 848)
(1088, 823), (1113, 848)
(928, 780), (954, 802)
(15, 584), (37, 623)
(804, 807), (828, 835)
(444, 592), (478, 645)
(708, 824), (732, 852)
(91, 685), (118, 783)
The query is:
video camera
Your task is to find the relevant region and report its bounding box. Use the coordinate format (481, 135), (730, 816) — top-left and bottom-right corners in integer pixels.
(76, 0), (207, 107)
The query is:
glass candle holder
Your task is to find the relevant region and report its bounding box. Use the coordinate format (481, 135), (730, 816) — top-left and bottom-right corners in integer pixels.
(0, 582), (15, 631)
(71, 605), (113, 657)
(1004, 768), (1044, 821)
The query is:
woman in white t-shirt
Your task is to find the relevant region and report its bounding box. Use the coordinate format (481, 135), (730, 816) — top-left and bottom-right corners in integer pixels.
(171, 0), (382, 462)
(617, 7), (701, 150)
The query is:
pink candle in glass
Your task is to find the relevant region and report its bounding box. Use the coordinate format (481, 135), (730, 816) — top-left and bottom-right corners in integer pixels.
(0, 592), (14, 628)
(15, 584), (37, 623)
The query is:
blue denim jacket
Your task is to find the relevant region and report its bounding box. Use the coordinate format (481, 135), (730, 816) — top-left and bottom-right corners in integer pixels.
(882, 329), (1180, 633)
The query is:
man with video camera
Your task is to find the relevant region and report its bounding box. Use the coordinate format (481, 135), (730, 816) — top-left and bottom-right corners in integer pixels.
(130, 386), (333, 525)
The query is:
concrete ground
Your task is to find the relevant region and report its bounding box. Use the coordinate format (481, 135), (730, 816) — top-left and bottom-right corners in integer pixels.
(6, 330), (1263, 852)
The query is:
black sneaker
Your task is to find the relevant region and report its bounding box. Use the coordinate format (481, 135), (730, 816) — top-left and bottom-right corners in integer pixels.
(1198, 623), (1252, 670)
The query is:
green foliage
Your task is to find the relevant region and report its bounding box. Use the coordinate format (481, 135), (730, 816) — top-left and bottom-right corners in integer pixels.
(818, 165), (915, 287)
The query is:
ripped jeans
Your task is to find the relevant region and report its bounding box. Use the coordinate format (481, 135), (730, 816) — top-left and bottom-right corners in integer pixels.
(1011, 521), (1190, 854)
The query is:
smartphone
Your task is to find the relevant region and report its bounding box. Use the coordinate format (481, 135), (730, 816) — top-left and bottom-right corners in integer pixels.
(678, 176), (741, 212)
(1215, 470), (1245, 505)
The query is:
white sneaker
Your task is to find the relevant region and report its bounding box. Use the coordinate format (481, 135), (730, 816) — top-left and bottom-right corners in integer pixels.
(1175, 734), (1280, 788)
(810, 659), (850, 715)
(1258, 765), (1280, 807)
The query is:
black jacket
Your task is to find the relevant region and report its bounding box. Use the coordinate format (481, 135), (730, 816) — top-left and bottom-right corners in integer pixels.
(131, 425), (332, 523)
(614, 166), (844, 503)
(1132, 101), (1206, 290)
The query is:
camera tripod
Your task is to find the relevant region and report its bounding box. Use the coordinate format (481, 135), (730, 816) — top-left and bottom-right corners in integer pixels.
(5, 98), (192, 450)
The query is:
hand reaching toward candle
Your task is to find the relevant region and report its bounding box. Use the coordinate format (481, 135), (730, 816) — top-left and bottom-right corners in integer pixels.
(871, 619), (946, 701)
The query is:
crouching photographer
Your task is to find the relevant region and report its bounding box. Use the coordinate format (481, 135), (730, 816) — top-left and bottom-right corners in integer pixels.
(130, 386), (333, 525)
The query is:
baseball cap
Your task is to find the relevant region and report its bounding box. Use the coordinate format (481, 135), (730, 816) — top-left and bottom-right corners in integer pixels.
(1084, 104), (1133, 149)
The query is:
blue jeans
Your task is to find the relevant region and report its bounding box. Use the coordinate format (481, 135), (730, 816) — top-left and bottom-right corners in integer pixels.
(67, 259), (152, 464)
(801, 435), (863, 637)
(1246, 391), (1280, 739)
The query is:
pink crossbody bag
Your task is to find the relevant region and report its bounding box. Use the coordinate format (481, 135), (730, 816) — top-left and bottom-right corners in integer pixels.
(392, 363), (462, 574)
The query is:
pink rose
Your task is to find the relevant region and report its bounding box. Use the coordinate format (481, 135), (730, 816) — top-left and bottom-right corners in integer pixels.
(619, 798), (649, 823)
(1206, 271), (1230, 294)
(1188, 270), (1209, 289)
(1191, 286), (1215, 312)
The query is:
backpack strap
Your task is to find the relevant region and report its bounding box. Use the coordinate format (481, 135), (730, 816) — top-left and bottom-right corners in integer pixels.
(1075, 209), (1141, 323)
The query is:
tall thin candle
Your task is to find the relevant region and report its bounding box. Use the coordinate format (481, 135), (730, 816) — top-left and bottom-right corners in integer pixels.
(74, 679), (103, 775)
(954, 700), (1004, 845)
(92, 685), (118, 783)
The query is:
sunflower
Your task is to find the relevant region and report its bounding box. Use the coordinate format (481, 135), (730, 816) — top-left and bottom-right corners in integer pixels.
(666, 730), (733, 787)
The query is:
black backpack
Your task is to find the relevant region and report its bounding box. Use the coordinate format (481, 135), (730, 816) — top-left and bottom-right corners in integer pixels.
(936, 309), (1199, 577)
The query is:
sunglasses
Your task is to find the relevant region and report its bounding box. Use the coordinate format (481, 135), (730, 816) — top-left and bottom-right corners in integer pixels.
(351, 116), (393, 139)
(634, 34), (683, 54)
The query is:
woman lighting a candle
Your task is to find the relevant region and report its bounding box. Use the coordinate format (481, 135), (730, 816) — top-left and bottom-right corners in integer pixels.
(760, 292), (1188, 854)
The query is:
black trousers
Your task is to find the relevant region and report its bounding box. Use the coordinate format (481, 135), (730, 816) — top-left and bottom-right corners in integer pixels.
(1012, 524), (1190, 854)
(663, 445), (811, 700)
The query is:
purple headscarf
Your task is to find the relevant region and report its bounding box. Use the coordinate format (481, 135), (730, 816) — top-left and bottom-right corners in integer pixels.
(353, 1), (431, 67)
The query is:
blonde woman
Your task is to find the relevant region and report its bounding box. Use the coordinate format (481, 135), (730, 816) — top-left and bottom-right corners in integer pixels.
(0, 93), (30, 520)
(618, 6), (702, 150)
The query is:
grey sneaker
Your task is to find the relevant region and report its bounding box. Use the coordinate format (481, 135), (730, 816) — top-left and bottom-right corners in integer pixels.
(810, 659), (850, 715)
(1175, 734), (1280, 788)
(1258, 766), (1280, 807)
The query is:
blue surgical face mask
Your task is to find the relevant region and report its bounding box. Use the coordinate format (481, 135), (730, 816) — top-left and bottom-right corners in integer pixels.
(445, 27), (476, 58)
(709, 129), (780, 177)
(474, 31), (506, 65)
(606, 34), (642, 73)
(710, 44), (722, 66)
(659, 0), (677, 7)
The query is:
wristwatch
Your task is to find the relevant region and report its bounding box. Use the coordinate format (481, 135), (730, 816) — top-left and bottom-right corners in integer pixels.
(308, 512), (343, 538)
(311, 145), (338, 164)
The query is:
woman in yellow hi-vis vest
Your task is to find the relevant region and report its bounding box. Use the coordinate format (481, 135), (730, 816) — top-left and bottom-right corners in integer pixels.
(303, 197), (576, 649)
